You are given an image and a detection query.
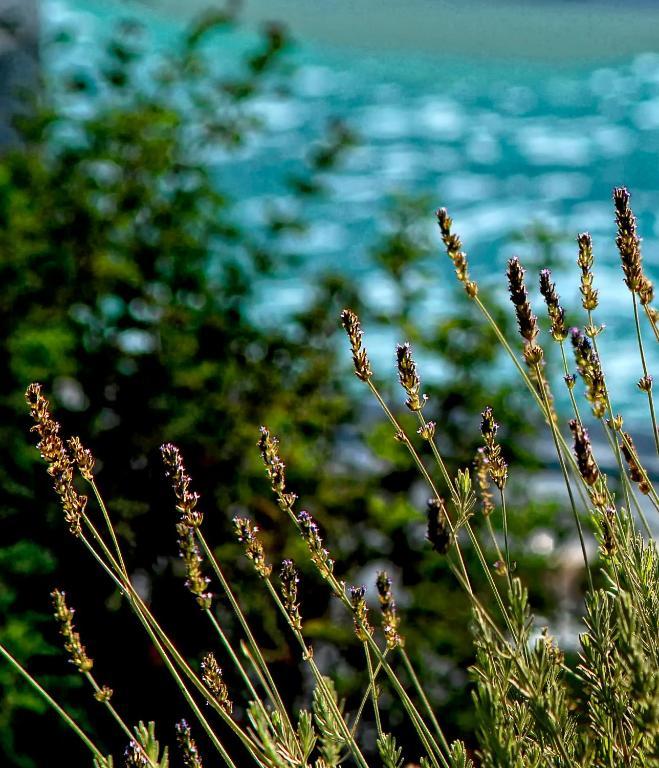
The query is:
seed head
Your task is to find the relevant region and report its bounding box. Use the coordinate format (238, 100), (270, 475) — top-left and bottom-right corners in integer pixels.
(176, 522), (212, 609)
(570, 328), (607, 418)
(613, 187), (644, 293)
(480, 407), (508, 491)
(51, 589), (94, 673)
(436, 208), (478, 297)
(375, 571), (403, 649)
(417, 420), (436, 441)
(124, 741), (149, 768)
(474, 448), (495, 517)
(94, 686), (113, 703)
(599, 507), (617, 557)
(349, 585), (373, 642)
(507, 257), (538, 345)
(161, 443), (202, 527)
(257, 427), (297, 508)
(67, 436), (95, 482)
(176, 720), (204, 768)
(539, 268), (567, 342)
(297, 510), (334, 578)
(569, 419), (599, 486)
(639, 274), (654, 306)
(280, 559), (302, 630)
(638, 375), (653, 393)
(26, 384), (87, 536)
(340, 308), (372, 381)
(234, 517), (272, 578)
(620, 432), (651, 494)
(201, 652), (232, 713)
(396, 342), (426, 412)
(577, 232), (599, 310)
(426, 497), (453, 554)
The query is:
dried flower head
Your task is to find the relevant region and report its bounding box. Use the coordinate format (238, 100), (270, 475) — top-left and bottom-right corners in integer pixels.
(426, 497), (453, 554)
(280, 559), (302, 630)
(375, 571), (403, 649)
(161, 443), (202, 527)
(340, 308), (372, 382)
(201, 652), (232, 713)
(577, 232), (599, 311)
(436, 207), (478, 297)
(176, 720), (204, 768)
(51, 589), (94, 673)
(26, 383), (87, 536)
(620, 432), (651, 494)
(257, 427), (297, 508)
(396, 342), (426, 411)
(613, 186), (644, 294)
(474, 448), (495, 517)
(507, 257), (538, 345)
(480, 407), (508, 491)
(297, 510), (334, 578)
(349, 585), (373, 642)
(569, 419), (599, 486)
(638, 274), (654, 306)
(94, 686), (113, 703)
(176, 522), (212, 609)
(570, 328), (607, 418)
(234, 517), (272, 578)
(67, 436), (95, 481)
(418, 420), (436, 441)
(539, 269), (567, 342)
(638, 375), (653, 393)
(124, 741), (148, 768)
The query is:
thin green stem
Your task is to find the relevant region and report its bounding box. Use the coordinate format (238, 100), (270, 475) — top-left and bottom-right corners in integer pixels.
(204, 608), (265, 711)
(643, 303), (659, 343)
(197, 531), (288, 725)
(500, 489), (511, 589)
(632, 292), (659, 456)
(90, 478), (128, 580)
(399, 647), (451, 757)
(262, 578), (371, 768)
(350, 653), (386, 738)
(367, 380), (514, 640)
(77, 527), (268, 768)
(0, 642), (107, 763)
(364, 642), (383, 738)
(534, 363), (594, 592)
(84, 673), (160, 768)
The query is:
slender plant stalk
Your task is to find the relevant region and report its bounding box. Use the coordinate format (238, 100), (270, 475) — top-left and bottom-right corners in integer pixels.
(261, 577), (372, 768)
(196, 531), (289, 726)
(534, 362), (594, 591)
(0, 642), (108, 763)
(364, 643), (383, 738)
(632, 291), (659, 455)
(643, 304), (659, 342)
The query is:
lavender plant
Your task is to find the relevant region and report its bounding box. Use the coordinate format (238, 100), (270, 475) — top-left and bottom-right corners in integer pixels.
(5, 187), (658, 766)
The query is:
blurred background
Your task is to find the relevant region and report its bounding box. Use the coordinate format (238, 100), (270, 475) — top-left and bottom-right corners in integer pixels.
(1, 0), (658, 765)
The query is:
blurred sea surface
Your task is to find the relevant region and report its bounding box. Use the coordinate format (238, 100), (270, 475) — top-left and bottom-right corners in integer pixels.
(48, 0), (659, 426)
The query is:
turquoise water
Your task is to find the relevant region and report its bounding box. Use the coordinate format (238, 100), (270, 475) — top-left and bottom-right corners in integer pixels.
(48, 1), (659, 425)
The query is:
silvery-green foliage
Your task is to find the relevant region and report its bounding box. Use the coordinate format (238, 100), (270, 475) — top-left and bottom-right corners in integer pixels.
(247, 703), (312, 767)
(376, 733), (403, 768)
(448, 741), (474, 768)
(297, 710), (317, 765)
(312, 677), (346, 768)
(124, 722), (168, 768)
